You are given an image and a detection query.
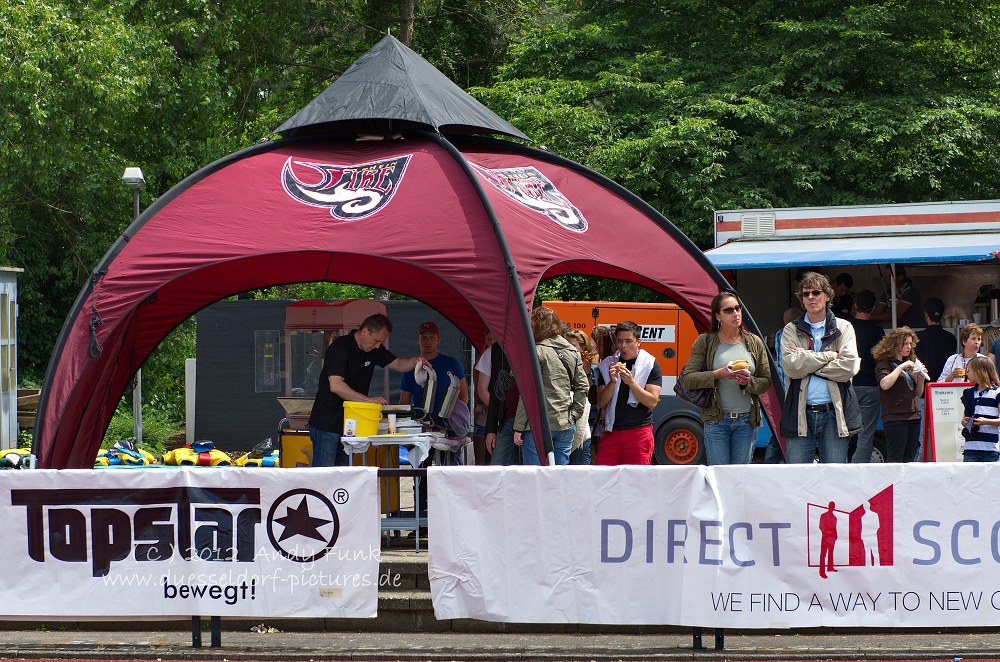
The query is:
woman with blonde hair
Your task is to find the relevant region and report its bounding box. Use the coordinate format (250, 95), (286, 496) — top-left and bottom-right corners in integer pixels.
(939, 323), (985, 382)
(872, 327), (927, 462)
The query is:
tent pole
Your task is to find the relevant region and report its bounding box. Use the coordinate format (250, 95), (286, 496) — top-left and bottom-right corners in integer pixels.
(426, 131), (554, 463)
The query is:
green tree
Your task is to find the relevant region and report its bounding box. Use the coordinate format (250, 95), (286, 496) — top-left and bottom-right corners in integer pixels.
(2, 0), (537, 429)
(474, 0), (1000, 251)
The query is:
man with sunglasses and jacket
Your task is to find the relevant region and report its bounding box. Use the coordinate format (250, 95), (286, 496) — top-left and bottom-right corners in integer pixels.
(780, 272), (861, 463)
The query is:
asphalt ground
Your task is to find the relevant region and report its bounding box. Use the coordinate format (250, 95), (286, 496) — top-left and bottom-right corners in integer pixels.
(4, 627), (1000, 660)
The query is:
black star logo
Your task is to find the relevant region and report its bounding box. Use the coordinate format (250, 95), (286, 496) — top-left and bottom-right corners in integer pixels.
(274, 496), (332, 543)
(267, 488), (340, 562)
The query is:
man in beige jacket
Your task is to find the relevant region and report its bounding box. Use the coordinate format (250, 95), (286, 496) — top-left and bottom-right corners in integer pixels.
(780, 272), (860, 463)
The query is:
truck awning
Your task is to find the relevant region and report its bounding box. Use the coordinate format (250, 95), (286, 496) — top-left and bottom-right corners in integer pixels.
(706, 232), (1000, 269)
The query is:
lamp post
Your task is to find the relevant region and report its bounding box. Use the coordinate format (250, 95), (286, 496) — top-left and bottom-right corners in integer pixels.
(122, 167), (145, 443)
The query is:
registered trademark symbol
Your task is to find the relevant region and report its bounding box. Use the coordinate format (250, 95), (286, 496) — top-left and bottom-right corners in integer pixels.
(333, 488), (350, 504)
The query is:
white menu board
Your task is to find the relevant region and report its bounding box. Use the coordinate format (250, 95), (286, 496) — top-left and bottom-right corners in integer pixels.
(924, 381), (971, 462)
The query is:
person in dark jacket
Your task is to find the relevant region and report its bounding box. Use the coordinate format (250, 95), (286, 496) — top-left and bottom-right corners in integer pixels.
(916, 298), (957, 383)
(484, 344), (520, 465)
(849, 290), (885, 463)
(916, 297), (957, 455)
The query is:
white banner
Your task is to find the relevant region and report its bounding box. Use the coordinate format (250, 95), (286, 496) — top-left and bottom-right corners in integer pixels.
(429, 464), (1000, 628)
(0, 467), (380, 619)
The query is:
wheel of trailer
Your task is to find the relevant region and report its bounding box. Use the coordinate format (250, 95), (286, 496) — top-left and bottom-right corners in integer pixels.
(871, 432), (887, 463)
(654, 418), (706, 465)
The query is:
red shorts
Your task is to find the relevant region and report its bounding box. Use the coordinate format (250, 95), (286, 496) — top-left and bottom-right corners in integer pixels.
(594, 426), (653, 465)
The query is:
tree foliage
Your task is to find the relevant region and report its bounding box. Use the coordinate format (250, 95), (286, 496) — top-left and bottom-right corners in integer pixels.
(474, 0), (1000, 249)
(5, 0), (1000, 425)
(1, 0), (535, 412)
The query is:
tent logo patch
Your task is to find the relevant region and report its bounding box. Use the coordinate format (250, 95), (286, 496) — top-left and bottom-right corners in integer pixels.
(472, 164), (587, 232)
(806, 484), (893, 579)
(281, 155), (411, 221)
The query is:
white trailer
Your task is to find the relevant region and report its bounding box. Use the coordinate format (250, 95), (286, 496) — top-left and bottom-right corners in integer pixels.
(706, 200), (1000, 462)
(707, 199), (1000, 342)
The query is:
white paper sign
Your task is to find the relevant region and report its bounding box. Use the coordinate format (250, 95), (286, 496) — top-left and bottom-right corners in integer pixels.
(0, 467), (380, 619)
(925, 382), (970, 462)
(429, 464), (1000, 628)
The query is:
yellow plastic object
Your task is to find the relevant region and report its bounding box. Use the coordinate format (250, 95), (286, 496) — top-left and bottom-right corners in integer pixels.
(162, 447), (232, 466)
(279, 430), (313, 468)
(343, 401), (382, 437)
(235, 451), (280, 467)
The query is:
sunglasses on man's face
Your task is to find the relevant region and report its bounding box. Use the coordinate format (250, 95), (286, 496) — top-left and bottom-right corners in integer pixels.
(800, 289), (824, 299)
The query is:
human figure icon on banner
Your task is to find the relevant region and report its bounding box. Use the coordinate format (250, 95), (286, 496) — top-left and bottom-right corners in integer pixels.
(819, 501), (839, 579)
(861, 501), (881, 566)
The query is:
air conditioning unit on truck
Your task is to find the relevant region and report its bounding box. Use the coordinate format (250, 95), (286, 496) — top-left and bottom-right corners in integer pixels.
(542, 300), (709, 465)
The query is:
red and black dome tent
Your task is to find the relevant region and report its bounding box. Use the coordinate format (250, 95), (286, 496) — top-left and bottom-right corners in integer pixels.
(34, 35), (764, 468)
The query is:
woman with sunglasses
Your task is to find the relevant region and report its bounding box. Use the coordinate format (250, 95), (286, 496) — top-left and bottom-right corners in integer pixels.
(681, 291), (772, 464)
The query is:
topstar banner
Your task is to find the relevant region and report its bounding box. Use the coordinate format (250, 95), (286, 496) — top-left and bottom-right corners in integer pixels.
(428, 464), (1000, 627)
(0, 467), (380, 618)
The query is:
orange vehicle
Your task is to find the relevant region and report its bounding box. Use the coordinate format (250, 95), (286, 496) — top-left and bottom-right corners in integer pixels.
(543, 300), (706, 465)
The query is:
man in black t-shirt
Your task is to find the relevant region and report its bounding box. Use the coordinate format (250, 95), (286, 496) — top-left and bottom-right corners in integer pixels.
(308, 313), (424, 467)
(915, 298), (956, 384)
(849, 290), (885, 463)
(593, 321), (663, 465)
(916, 298), (958, 456)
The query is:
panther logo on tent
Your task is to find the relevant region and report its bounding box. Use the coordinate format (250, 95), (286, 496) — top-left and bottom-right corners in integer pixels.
(472, 163), (587, 232)
(806, 484), (893, 579)
(281, 155), (411, 221)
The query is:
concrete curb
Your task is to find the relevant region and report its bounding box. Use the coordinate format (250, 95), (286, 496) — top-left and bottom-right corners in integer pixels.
(2, 629), (1000, 660)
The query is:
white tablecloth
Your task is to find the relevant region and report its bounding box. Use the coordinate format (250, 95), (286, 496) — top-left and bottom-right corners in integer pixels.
(341, 433), (471, 467)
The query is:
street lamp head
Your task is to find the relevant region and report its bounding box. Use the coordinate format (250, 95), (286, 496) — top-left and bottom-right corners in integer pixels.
(122, 167), (145, 189)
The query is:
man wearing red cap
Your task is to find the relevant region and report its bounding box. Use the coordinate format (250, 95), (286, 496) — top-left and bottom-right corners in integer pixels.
(399, 321), (469, 419)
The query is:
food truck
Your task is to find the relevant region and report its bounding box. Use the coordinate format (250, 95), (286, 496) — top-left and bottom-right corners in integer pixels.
(705, 199), (1000, 461)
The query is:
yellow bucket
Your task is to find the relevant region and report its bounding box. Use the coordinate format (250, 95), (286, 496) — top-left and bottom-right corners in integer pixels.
(343, 401), (382, 437)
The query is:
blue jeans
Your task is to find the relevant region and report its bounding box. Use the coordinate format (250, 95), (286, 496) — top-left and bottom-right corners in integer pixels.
(521, 426), (575, 465)
(785, 410), (848, 463)
(763, 435), (783, 463)
(704, 414), (756, 465)
(570, 437), (592, 465)
(964, 450), (999, 462)
(489, 418), (517, 465)
(851, 386), (881, 463)
(309, 427), (349, 467)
